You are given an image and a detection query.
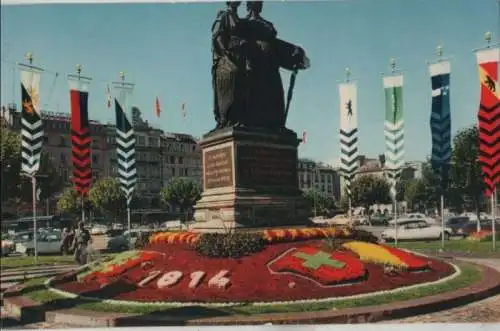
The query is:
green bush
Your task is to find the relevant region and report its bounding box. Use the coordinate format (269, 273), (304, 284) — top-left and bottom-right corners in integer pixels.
(194, 232), (266, 258)
(351, 229), (379, 243)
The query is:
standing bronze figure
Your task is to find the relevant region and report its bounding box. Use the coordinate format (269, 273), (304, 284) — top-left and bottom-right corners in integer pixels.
(211, 1), (249, 129)
(210, 1), (310, 132)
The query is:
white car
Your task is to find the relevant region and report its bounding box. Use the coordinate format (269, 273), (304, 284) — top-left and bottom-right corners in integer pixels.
(381, 220), (452, 242)
(91, 224), (109, 235)
(16, 232), (62, 255)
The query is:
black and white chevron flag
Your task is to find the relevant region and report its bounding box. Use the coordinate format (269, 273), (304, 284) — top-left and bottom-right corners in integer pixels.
(115, 98), (136, 205)
(20, 67), (43, 176)
(339, 83), (359, 198)
(429, 61), (451, 191)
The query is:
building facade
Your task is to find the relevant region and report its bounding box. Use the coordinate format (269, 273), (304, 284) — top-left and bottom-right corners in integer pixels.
(2, 105), (202, 209)
(297, 158), (341, 201)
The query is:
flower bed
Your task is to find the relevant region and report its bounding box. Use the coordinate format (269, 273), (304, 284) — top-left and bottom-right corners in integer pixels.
(149, 232), (201, 245)
(467, 230), (499, 242)
(342, 241), (430, 270)
(52, 240), (453, 303)
(149, 227), (354, 247)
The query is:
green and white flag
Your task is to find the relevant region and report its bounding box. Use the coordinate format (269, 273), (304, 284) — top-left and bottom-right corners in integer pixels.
(383, 75), (404, 198)
(339, 82), (359, 198)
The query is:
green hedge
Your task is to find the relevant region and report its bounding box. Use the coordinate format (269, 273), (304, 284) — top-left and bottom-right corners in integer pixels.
(194, 232), (266, 258)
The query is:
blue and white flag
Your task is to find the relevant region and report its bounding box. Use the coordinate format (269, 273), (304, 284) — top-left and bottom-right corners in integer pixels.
(429, 61), (451, 191)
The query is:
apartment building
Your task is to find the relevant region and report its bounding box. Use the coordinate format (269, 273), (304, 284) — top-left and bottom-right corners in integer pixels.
(2, 104), (202, 208)
(297, 158), (341, 201)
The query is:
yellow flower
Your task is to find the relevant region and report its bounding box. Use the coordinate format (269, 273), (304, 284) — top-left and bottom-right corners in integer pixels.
(342, 241), (407, 267)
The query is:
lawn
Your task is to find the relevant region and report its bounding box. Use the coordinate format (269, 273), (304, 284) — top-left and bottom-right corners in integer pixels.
(16, 263), (480, 316)
(0, 253), (116, 269)
(389, 239), (499, 256)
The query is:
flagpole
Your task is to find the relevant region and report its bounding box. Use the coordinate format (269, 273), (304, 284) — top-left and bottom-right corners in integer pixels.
(441, 194), (445, 250)
(492, 189), (497, 251)
(32, 175), (38, 263)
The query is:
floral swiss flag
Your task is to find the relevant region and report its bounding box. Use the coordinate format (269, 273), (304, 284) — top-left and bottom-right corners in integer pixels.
(267, 246), (366, 287)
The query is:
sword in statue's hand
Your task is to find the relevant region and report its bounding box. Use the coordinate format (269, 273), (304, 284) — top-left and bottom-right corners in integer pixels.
(284, 69), (298, 123)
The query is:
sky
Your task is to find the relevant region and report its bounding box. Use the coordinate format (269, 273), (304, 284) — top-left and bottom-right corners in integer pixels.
(1, 0), (499, 166)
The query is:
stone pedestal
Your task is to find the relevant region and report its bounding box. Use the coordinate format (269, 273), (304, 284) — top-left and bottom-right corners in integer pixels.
(192, 128), (309, 232)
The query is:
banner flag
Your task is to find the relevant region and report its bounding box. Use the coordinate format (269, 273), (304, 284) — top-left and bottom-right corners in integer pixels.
(476, 47), (500, 197)
(155, 97), (161, 118)
(20, 67), (43, 176)
(69, 76), (92, 196)
(339, 82), (359, 198)
(383, 75), (404, 199)
(113, 80), (136, 206)
(429, 61), (452, 191)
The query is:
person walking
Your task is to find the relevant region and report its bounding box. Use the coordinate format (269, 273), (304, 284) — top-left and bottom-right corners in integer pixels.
(71, 222), (92, 265)
(60, 227), (69, 255)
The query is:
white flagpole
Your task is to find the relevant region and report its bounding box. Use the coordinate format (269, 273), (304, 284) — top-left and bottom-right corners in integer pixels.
(32, 176), (38, 263)
(441, 194), (445, 250)
(393, 195), (398, 247)
(492, 189), (497, 251)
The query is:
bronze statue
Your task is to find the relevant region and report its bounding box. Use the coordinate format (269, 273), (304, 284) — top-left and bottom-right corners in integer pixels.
(210, 1), (310, 132)
(211, 1), (249, 129)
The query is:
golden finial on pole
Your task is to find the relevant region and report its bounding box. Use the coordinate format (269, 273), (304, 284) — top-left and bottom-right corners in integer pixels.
(485, 31), (492, 47)
(76, 64), (82, 76)
(345, 67), (351, 83)
(437, 44), (443, 58)
(25, 52), (33, 65)
(390, 58), (397, 74)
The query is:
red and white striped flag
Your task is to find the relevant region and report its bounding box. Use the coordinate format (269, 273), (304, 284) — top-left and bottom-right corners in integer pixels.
(301, 131), (307, 144)
(106, 85), (112, 109)
(181, 102), (187, 118)
(155, 97), (161, 118)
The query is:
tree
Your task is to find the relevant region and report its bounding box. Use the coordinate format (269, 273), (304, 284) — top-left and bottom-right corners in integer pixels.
(88, 178), (127, 219)
(302, 189), (336, 216)
(160, 178), (202, 221)
(1, 128), (63, 212)
(450, 126), (485, 231)
(56, 187), (83, 215)
(349, 175), (391, 223)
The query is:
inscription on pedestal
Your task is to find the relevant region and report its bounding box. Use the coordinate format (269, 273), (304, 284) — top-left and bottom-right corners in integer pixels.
(204, 146), (234, 189)
(237, 145), (297, 187)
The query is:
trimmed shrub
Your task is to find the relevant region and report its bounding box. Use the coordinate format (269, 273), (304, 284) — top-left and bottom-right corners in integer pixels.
(194, 232), (266, 258)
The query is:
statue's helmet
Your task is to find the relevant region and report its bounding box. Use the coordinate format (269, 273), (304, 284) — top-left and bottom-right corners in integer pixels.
(226, 1), (241, 7)
(247, 1), (263, 12)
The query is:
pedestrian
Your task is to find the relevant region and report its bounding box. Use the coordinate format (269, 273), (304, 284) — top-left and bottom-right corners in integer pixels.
(60, 227), (69, 255)
(72, 221), (92, 265)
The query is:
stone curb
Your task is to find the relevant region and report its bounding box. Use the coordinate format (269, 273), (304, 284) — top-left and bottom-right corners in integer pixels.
(3, 262), (500, 326)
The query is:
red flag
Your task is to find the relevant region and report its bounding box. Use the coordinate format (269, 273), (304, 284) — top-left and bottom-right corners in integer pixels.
(106, 85), (112, 109)
(181, 102), (186, 118)
(155, 97), (161, 118)
(302, 131), (307, 144)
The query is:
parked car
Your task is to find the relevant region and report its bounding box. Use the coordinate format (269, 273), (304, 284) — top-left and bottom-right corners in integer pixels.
(381, 220), (452, 242)
(445, 216), (471, 236)
(112, 223), (124, 230)
(91, 224), (109, 235)
(16, 232), (62, 255)
(456, 220), (500, 237)
(1, 233), (15, 256)
(106, 229), (149, 252)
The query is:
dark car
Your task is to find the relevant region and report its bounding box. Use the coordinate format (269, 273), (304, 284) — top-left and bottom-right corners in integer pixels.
(445, 216), (470, 236)
(457, 220), (500, 237)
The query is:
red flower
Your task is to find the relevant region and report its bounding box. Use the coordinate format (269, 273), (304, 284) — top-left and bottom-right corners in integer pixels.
(267, 246), (366, 286)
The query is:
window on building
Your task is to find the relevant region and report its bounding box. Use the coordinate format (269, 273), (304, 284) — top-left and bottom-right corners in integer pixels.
(184, 168), (188, 176)
(172, 168), (176, 176)
(59, 137), (66, 146)
(60, 153), (66, 163)
(92, 155), (99, 165)
(178, 157), (183, 165)
(169, 156), (175, 164)
(137, 136), (146, 146)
